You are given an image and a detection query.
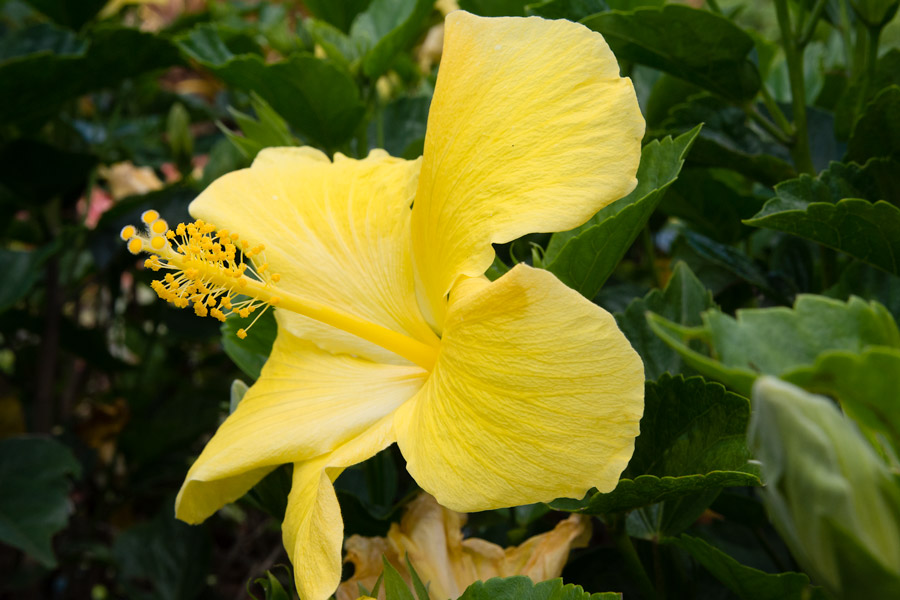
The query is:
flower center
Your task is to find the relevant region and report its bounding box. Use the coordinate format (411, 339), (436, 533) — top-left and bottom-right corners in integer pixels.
(121, 210), (437, 370)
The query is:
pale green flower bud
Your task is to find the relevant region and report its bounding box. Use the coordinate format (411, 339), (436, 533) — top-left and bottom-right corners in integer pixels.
(749, 377), (900, 598)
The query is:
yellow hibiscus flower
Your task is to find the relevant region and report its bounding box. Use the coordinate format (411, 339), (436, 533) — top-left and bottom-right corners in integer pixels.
(122, 11), (644, 600)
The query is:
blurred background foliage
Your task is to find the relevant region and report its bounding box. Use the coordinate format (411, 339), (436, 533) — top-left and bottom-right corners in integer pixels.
(1, 0), (899, 599)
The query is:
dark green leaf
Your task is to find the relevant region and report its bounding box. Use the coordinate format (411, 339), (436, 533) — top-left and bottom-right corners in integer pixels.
(458, 576), (620, 599)
(582, 5), (760, 102)
(660, 169), (765, 244)
(825, 260), (900, 320)
(671, 535), (817, 600)
(543, 126), (700, 299)
(304, 0), (373, 33)
(0, 139), (97, 205)
(22, 0), (106, 29)
(113, 512), (211, 600)
(524, 0), (608, 20)
(581, 375), (759, 516)
(351, 0), (433, 79)
(220, 308), (277, 380)
(0, 25), (181, 129)
(615, 262), (714, 380)
(178, 25), (365, 148)
(835, 48), (900, 140)
(647, 295), (900, 396)
(846, 85), (900, 163)
(0, 436), (81, 567)
(748, 197), (900, 276)
(670, 227), (777, 298)
(658, 94), (795, 186)
(0, 243), (59, 313)
(372, 95), (430, 158)
(458, 0), (531, 16)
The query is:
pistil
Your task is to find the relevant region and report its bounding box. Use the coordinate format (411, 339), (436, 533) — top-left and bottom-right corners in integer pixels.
(121, 211), (437, 370)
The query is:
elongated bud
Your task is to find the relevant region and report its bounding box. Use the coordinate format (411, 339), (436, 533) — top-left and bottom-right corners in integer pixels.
(749, 377), (900, 598)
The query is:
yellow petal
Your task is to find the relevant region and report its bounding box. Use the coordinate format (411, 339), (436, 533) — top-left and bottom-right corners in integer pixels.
(394, 265), (644, 511)
(284, 416), (397, 600)
(175, 330), (425, 523)
(410, 11), (644, 329)
(190, 147), (438, 363)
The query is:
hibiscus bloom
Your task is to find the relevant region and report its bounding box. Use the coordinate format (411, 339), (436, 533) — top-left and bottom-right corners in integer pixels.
(123, 11), (644, 599)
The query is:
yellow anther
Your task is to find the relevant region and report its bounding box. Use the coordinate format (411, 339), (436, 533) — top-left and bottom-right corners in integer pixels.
(236, 329), (248, 340)
(238, 308), (250, 318)
(258, 263), (268, 273)
(176, 223), (186, 236)
(230, 233), (239, 241)
(185, 268), (199, 279)
(127, 238), (143, 254)
(141, 209), (160, 224)
(269, 296), (281, 306)
(150, 236), (166, 250)
(220, 296), (232, 309)
(166, 230), (176, 240)
(120, 225), (137, 241)
(151, 219), (169, 235)
(144, 257), (161, 271)
(271, 273), (281, 283)
(164, 274), (175, 284)
(206, 296), (217, 306)
(217, 229), (230, 239)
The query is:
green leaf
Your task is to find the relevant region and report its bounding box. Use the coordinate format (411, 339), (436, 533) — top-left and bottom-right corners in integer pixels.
(581, 375), (759, 517)
(748, 377), (900, 599)
(406, 555), (431, 600)
(457, 576), (620, 599)
(615, 262), (714, 380)
(647, 295), (900, 397)
(22, 0), (106, 29)
(304, 0), (373, 33)
(785, 346), (900, 454)
(0, 24), (181, 129)
(543, 126), (700, 299)
(671, 535), (818, 600)
(524, 0), (608, 20)
(221, 308), (277, 380)
(351, 0), (433, 79)
(113, 511), (212, 600)
(846, 85), (900, 164)
(750, 198), (900, 275)
(178, 25), (365, 148)
(849, 0), (900, 26)
(745, 159), (900, 275)
(582, 5), (760, 102)
(224, 92), (297, 159)
(383, 557), (416, 600)
(0, 436), (81, 567)
(249, 571), (291, 600)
